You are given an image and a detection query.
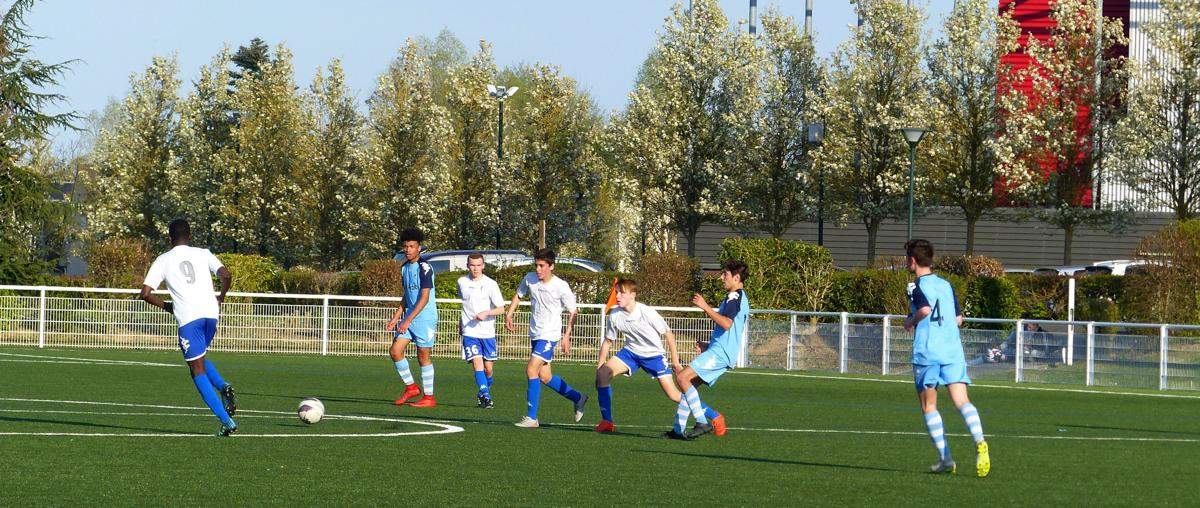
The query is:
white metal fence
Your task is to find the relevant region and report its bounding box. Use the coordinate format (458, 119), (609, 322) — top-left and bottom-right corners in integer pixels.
(3, 285), (1199, 391)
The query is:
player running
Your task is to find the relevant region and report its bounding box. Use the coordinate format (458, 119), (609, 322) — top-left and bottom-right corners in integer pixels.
(505, 248), (588, 428)
(594, 278), (685, 433)
(664, 260), (748, 440)
(139, 219), (237, 436)
(386, 228), (438, 408)
(903, 239), (991, 477)
(457, 253), (505, 409)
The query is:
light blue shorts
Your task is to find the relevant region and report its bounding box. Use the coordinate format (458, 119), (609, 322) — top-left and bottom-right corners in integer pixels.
(690, 349), (733, 386)
(394, 321), (437, 349)
(913, 363), (972, 392)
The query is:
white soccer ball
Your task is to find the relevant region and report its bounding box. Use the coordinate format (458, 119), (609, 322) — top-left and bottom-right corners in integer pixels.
(298, 397), (325, 424)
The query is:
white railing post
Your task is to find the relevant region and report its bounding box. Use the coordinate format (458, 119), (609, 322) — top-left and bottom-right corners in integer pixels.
(1159, 325), (1169, 390)
(1085, 322), (1095, 386)
(37, 288), (47, 348)
(787, 313), (796, 371)
(1015, 319), (1024, 383)
(839, 312), (848, 374)
(1066, 324), (1075, 366)
(881, 315), (891, 376)
(320, 296), (330, 356)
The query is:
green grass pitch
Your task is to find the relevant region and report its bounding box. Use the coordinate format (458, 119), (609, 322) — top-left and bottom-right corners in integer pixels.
(1, 347), (1198, 505)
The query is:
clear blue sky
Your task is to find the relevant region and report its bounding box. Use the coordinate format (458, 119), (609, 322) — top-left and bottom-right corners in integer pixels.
(28, 0), (956, 150)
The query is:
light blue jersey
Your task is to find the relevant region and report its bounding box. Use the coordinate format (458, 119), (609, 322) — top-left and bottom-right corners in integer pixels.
(710, 289), (750, 368)
(402, 259), (438, 325)
(907, 274), (964, 366)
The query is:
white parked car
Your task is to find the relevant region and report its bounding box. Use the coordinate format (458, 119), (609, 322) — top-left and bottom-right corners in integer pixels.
(395, 250), (606, 274)
(1089, 259), (1148, 276)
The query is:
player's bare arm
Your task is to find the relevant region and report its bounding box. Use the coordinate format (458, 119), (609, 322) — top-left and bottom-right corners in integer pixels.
(139, 284), (169, 312)
(561, 309), (578, 355)
(692, 293), (732, 330)
(905, 306), (932, 332)
(394, 287), (432, 334)
(596, 337), (612, 369)
(216, 266), (231, 304)
(475, 305), (506, 322)
(504, 294), (521, 332)
(664, 329), (682, 371)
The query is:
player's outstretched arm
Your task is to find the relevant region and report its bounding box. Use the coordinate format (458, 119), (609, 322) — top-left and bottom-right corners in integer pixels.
(692, 294), (732, 331)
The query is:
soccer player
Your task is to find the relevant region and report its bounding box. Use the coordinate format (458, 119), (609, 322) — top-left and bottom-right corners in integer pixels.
(903, 239), (991, 477)
(664, 260), (748, 440)
(458, 253), (505, 409)
(385, 228), (438, 408)
(504, 248), (588, 428)
(138, 219), (237, 436)
(594, 278), (685, 433)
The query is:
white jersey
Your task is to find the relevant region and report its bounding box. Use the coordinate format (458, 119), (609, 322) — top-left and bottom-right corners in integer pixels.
(143, 245), (224, 327)
(457, 274), (505, 339)
(605, 302), (670, 358)
(516, 273), (577, 342)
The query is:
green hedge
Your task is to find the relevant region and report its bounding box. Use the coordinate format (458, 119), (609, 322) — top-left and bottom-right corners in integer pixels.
(88, 238), (152, 289)
(215, 254), (282, 294)
(713, 237), (837, 313)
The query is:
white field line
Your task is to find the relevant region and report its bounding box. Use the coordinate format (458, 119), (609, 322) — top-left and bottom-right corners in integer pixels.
(0, 352), (177, 367)
(732, 371), (1200, 400)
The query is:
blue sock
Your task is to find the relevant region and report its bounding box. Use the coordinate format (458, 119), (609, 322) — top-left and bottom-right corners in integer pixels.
(474, 370), (490, 397)
(420, 364), (435, 396)
(487, 376), (494, 388)
(203, 359), (228, 390)
(394, 359), (414, 385)
(598, 385), (613, 422)
(702, 402), (719, 420)
(924, 411), (952, 462)
(194, 374), (232, 427)
(684, 387), (709, 425)
(546, 375), (582, 403)
(527, 378), (542, 419)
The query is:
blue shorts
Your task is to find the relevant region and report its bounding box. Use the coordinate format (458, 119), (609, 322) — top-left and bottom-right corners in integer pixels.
(462, 336), (498, 362)
(690, 349), (733, 386)
(531, 339), (556, 363)
(913, 363), (972, 392)
(393, 321), (437, 349)
(614, 348), (672, 379)
(178, 318), (217, 361)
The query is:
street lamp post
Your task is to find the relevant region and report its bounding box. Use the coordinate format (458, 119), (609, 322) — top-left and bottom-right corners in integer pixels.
(899, 127), (928, 241)
(487, 84), (519, 248)
(806, 122), (826, 246)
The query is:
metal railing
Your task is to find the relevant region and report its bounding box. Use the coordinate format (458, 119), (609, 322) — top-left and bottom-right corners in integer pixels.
(2, 285), (1199, 391)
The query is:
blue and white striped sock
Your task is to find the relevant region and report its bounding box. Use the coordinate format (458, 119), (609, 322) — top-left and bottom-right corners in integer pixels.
(674, 399), (690, 434)
(420, 364), (435, 396)
(393, 359), (414, 385)
(924, 411), (951, 462)
(959, 403), (985, 444)
(684, 387), (709, 425)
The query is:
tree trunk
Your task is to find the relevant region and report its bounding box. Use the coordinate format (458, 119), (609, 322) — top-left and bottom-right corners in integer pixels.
(685, 227), (697, 258)
(865, 219), (880, 266)
(965, 214), (978, 256)
(1062, 224), (1075, 265)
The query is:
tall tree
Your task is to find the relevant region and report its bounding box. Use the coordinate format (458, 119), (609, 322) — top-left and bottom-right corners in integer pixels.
(442, 41), (499, 249)
(1112, 0), (1200, 220)
(816, 0), (927, 264)
(994, 0), (1131, 263)
(924, 0), (1014, 254)
(222, 44), (312, 265)
(609, 0), (761, 257)
(736, 8), (823, 239)
(0, 0), (78, 275)
(86, 55), (182, 245)
(302, 59), (371, 269)
(177, 49), (235, 249)
(365, 40), (454, 253)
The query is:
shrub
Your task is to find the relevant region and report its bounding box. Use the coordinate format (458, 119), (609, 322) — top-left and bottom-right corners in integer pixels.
(278, 267), (319, 295)
(216, 254), (282, 294)
(1129, 219), (1200, 324)
(826, 270), (912, 315)
(715, 237), (836, 312)
(935, 255), (1004, 278)
(964, 275), (1019, 322)
(635, 252), (699, 307)
(361, 259), (404, 298)
(88, 238), (152, 289)
(0, 257), (52, 286)
(1006, 274), (1068, 320)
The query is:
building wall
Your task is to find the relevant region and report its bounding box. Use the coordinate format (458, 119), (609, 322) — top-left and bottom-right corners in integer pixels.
(679, 209), (1175, 269)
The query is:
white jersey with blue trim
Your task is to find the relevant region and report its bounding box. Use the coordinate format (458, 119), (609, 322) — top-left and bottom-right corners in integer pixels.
(457, 274), (505, 339)
(143, 245), (224, 326)
(605, 303), (670, 358)
(516, 273), (577, 342)
(907, 273), (965, 365)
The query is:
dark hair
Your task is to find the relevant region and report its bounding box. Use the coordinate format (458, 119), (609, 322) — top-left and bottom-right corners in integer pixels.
(905, 239), (935, 268)
(615, 278), (639, 294)
(467, 252), (484, 263)
(168, 219), (191, 243)
(533, 248), (556, 265)
(399, 227), (425, 244)
(721, 259), (749, 282)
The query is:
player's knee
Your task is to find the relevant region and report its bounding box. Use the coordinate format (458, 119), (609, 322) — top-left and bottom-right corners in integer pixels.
(187, 360), (205, 377)
(389, 347), (405, 361)
(417, 348), (432, 364)
(596, 366), (612, 385)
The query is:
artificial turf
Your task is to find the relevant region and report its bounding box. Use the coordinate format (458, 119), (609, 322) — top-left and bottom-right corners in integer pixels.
(1, 346), (1197, 506)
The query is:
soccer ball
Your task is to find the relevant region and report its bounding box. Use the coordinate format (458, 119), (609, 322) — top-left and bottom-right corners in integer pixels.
(298, 397), (325, 424)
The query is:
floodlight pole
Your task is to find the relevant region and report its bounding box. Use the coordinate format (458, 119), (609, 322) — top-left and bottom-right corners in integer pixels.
(899, 128), (928, 241)
(489, 85), (519, 248)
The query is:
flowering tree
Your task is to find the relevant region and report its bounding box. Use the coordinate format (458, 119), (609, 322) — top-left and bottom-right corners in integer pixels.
(609, 0), (760, 257)
(365, 40), (455, 253)
(176, 50), (234, 249)
(87, 55), (181, 246)
(735, 9), (824, 239)
(816, 0), (927, 264)
(442, 41), (499, 249)
(1112, 0), (1200, 220)
(924, 0), (1017, 254)
(994, 0), (1130, 264)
